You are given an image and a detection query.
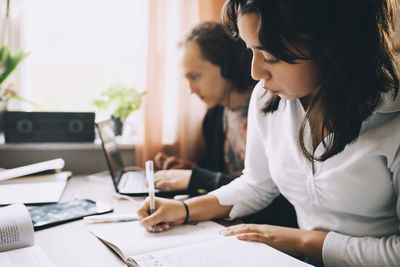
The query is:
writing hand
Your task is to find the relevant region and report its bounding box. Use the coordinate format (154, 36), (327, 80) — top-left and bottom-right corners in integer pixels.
(154, 170), (191, 191)
(220, 224), (327, 263)
(137, 197), (187, 232)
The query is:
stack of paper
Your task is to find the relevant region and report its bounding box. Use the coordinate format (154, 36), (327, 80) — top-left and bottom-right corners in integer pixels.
(0, 159), (71, 205)
(0, 158), (65, 182)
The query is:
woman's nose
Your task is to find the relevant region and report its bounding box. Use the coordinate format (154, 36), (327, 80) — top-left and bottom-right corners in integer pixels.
(251, 55), (271, 81)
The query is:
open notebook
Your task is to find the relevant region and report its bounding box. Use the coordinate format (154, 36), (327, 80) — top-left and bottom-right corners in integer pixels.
(89, 220), (312, 267)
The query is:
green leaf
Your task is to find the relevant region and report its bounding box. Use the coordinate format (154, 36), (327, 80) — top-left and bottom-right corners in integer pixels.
(9, 94), (39, 108)
(0, 45), (29, 86)
(92, 83), (145, 122)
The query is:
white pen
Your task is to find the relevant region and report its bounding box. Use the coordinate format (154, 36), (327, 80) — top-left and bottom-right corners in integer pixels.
(145, 160), (156, 232)
(83, 214), (138, 223)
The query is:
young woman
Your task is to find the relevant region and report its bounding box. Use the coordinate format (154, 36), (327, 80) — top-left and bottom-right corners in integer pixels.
(154, 21), (297, 226)
(138, 1), (400, 266)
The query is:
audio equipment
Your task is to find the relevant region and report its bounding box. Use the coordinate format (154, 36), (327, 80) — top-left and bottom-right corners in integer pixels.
(4, 111), (95, 143)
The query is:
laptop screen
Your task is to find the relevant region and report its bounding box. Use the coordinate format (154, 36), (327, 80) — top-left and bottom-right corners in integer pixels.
(96, 120), (124, 185)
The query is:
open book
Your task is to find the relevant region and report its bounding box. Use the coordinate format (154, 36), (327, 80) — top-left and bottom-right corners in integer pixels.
(0, 203), (55, 267)
(89, 220), (312, 267)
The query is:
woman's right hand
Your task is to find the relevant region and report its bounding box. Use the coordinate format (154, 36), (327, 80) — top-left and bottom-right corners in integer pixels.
(154, 152), (196, 170)
(137, 197), (187, 232)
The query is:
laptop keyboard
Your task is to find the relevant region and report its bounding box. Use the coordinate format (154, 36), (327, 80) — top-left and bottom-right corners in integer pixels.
(119, 172), (148, 191)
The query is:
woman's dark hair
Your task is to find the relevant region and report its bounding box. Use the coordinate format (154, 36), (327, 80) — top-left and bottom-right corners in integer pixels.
(223, 0), (400, 162)
(182, 21), (257, 92)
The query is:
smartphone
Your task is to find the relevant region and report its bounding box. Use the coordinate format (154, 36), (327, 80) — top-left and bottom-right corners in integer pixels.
(28, 199), (113, 230)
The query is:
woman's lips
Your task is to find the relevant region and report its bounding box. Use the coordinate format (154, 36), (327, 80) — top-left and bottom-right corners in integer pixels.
(262, 81), (279, 95)
(263, 87), (279, 95)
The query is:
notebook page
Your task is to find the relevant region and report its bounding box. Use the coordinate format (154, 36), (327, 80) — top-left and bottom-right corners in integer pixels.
(0, 203), (34, 252)
(129, 236), (313, 267)
(0, 246), (55, 267)
(89, 221), (225, 259)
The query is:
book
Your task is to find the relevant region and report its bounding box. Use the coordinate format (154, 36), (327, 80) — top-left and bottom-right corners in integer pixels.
(0, 171), (71, 205)
(0, 203), (56, 267)
(0, 158), (65, 182)
(89, 220), (312, 267)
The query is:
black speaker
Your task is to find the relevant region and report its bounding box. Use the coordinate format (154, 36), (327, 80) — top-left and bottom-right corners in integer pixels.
(4, 111), (95, 143)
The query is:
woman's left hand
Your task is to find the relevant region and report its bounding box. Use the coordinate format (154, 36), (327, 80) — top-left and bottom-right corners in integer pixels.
(220, 224), (328, 262)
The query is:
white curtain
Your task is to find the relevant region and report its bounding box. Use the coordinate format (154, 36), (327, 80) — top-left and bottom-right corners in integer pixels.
(135, 0), (207, 167)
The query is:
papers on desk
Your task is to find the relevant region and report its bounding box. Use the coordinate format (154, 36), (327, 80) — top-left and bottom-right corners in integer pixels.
(0, 171), (71, 205)
(0, 156), (70, 205)
(89, 220), (312, 267)
(0, 158), (65, 182)
(0, 203), (56, 267)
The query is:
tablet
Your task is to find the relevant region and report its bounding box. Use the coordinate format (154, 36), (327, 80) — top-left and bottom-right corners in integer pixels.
(28, 199), (113, 230)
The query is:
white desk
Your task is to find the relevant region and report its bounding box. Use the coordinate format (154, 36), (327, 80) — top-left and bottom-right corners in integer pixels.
(35, 174), (144, 267)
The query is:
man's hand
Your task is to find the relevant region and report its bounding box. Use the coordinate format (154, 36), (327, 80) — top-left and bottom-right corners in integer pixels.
(154, 152), (196, 170)
(154, 170), (192, 191)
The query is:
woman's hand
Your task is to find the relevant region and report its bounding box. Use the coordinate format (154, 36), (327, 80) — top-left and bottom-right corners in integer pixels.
(154, 170), (191, 191)
(220, 224), (327, 263)
(154, 152), (196, 170)
(137, 197), (187, 232)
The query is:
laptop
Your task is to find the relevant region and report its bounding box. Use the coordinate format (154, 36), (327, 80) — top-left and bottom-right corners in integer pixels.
(96, 120), (185, 197)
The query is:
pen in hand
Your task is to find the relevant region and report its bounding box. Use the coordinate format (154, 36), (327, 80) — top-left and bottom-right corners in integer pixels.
(83, 214), (138, 223)
(145, 160), (156, 232)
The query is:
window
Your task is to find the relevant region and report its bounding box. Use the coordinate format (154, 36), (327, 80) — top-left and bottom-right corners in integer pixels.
(17, 0), (148, 113)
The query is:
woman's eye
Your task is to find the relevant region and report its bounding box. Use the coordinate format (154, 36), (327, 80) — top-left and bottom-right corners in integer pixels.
(263, 58), (280, 64)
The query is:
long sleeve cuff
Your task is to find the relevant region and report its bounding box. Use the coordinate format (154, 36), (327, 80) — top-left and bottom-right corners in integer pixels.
(208, 179), (248, 220)
(322, 231), (348, 267)
(188, 166), (222, 195)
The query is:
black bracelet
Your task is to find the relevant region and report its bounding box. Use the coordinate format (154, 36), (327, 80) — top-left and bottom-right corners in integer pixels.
(182, 201), (189, 224)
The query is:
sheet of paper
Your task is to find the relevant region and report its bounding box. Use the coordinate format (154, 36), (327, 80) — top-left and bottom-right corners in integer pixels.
(0, 203), (34, 252)
(0, 245), (56, 267)
(89, 220), (225, 259)
(130, 236), (313, 267)
(0, 158), (65, 182)
(0, 172), (70, 205)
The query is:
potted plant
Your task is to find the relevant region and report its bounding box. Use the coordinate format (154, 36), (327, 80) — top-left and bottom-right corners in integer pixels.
(0, 45), (30, 106)
(0, 0), (37, 133)
(0, 46), (36, 132)
(93, 84), (145, 135)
